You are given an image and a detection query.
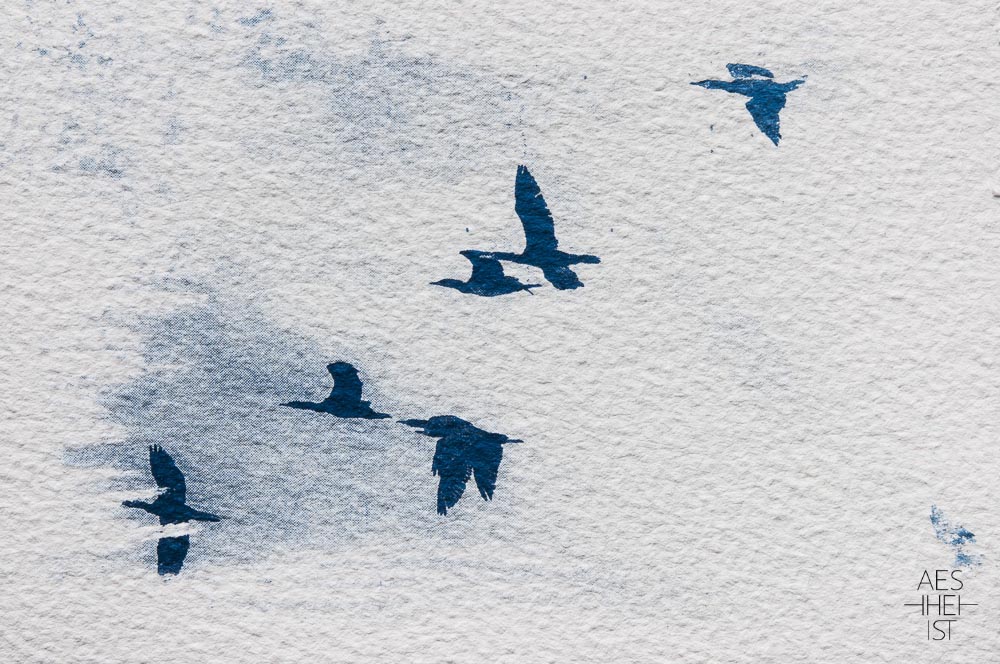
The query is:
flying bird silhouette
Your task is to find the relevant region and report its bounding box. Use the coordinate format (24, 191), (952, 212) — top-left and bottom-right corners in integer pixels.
(122, 444), (221, 575)
(432, 249), (541, 296)
(490, 165), (600, 289)
(283, 362), (391, 419)
(401, 415), (522, 515)
(691, 63), (805, 145)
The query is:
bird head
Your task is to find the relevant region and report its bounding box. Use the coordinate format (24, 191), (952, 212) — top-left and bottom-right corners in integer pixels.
(726, 63), (774, 80)
(400, 415), (471, 437)
(430, 278), (464, 291)
(326, 361), (357, 376)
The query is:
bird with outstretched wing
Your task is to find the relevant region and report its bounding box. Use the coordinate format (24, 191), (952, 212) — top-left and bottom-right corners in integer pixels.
(514, 164), (560, 255)
(149, 443), (186, 503)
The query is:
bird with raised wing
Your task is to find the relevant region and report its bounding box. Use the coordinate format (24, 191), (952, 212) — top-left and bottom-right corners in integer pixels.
(283, 361), (391, 419)
(401, 415), (522, 515)
(490, 165), (600, 290)
(122, 444), (221, 575)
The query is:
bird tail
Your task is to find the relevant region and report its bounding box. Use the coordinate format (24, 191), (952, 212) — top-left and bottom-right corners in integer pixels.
(191, 510), (222, 522)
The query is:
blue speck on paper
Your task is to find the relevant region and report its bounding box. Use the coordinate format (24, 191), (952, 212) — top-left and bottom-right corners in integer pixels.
(930, 505), (982, 568)
(238, 9), (273, 27)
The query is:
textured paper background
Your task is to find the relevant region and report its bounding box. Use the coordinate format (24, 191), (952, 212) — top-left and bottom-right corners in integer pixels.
(2, 1), (999, 661)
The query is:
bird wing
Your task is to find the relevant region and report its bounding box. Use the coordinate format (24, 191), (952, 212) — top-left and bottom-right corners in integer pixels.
(149, 445), (186, 502)
(461, 250), (508, 284)
(745, 95), (785, 146)
(156, 535), (190, 575)
(726, 63), (773, 79)
(470, 437), (504, 501)
(691, 79), (739, 93)
(432, 437), (472, 515)
(540, 264), (584, 290)
(514, 165), (559, 254)
(328, 365), (364, 403)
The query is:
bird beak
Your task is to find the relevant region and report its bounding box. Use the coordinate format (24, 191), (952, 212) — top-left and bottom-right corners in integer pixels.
(400, 419), (428, 429)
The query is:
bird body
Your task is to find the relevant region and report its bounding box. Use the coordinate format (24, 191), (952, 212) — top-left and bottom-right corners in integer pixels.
(284, 362), (391, 419)
(401, 416), (521, 515)
(432, 250), (540, 296)
(122, 444), (221, 575)
(692, 64), (805, 145)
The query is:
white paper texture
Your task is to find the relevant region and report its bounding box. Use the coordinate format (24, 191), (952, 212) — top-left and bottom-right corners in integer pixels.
(1, 1), (998, 661)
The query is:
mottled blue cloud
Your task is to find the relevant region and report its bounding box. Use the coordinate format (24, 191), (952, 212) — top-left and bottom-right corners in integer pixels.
(67, 290), (520, 571)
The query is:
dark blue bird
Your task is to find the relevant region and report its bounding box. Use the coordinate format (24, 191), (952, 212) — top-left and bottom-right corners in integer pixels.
(432, 249), (540, 297)
(692, 64), (805, 145)
(400, 416), (522, 515)
(490, 165), (600, 290)
(122, 445), (221, 575)
(283, 362), (391, 419)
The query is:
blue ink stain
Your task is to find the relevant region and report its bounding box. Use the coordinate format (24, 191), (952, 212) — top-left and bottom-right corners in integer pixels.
(122, 445), (221, 575)
(432, 249), (540, 297)
(435, 165), (600, 296)
(238, 34), (521, 176)
(79, 146), (125, 179)
(691, 63), (805, 145)
(401, 416), (522, 515)
(238, 9), (273, 27)
(283, 362), (391, 419)
(930, 505), (982, 568)
(67, 292), (517, 570)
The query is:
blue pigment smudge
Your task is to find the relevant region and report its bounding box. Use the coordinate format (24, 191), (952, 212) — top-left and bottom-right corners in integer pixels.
(66, 292), (520, 571)
(237, 9), (273, 27)
(930, 505), (982, 568)
(237, 29), (521, 176)
(691, 63), (805, 145)
(400, 417), (522, 515)
(283, 362), (392, 419)
(78, 146), (126, 179)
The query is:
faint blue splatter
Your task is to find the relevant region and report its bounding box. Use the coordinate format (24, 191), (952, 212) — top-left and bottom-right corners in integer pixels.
(930, 505), (982, 568)
(79, 145), (126, 179)
(163, 117), (183, 145)
(238, 9), (273, 26)
(237, 28), (522, 177)
(66, 288), (521, 571)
